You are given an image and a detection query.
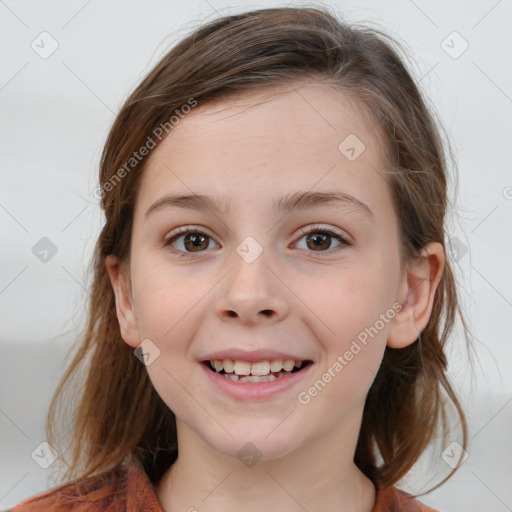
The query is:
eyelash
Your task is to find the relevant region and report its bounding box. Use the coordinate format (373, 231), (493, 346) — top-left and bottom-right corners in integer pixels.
(162, 225), (351, 258)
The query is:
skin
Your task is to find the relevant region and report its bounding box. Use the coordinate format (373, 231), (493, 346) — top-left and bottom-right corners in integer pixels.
(106, 82), (445, 512)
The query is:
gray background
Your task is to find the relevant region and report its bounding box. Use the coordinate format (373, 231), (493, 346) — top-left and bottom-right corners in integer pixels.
(1, 0), (511, 510)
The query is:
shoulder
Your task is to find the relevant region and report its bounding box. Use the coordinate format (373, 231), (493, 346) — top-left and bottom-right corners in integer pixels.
(373, 479), (440, 512)
(4, 460), (164, 512)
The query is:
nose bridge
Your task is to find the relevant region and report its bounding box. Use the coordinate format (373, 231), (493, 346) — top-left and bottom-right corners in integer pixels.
(214, 235), (289, 324)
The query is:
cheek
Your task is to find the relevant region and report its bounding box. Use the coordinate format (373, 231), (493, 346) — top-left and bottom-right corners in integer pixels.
(130, 258), (202, 341)
(299, 271), (394, 415)
(305, 258), (399, 341)
(130, 263), (208, 415)
(300, 254), (400, 406)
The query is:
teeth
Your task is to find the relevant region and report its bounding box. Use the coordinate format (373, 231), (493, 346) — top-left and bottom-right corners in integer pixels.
(233, 361), (251, 376)
(270, 360), (283, 372)
(209, 359), (306, 376)
(251, 361), (271, 376)
(223, 359), (234, 373)
(239, 375), (277, 383)
(282, 360), (295, 371)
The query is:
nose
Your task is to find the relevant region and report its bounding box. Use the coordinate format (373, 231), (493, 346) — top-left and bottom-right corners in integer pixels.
(214, 252), (290, 326)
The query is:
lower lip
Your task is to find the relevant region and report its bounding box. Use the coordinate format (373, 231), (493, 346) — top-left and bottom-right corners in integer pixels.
(200, 362), (313, 401)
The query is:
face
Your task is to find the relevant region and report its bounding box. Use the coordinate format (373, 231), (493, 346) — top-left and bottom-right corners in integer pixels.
(108, 82), (428, 461)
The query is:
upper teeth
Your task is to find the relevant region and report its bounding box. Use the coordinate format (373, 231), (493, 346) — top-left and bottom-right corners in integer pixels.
(210, 359), (303, 376)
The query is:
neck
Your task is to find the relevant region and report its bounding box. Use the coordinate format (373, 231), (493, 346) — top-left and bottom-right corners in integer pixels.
(155, 410), (376, 512)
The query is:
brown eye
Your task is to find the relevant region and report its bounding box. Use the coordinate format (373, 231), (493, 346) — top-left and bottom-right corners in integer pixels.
(163, 225), (350, 259)
(163, 227), (218, 256)
(305, 232), (332, 251)
(295, 226), (350, 254)
(182, 233), (209, 252)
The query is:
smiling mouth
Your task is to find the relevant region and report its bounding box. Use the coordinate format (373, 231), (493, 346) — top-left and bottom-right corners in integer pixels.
(203, 359), (313, 383)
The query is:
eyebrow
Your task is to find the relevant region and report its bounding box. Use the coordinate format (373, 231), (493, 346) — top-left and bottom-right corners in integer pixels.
(145, 191), (373, 219)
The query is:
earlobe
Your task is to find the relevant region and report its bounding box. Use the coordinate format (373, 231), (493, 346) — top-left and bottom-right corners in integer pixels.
(387, 242), (445, 349)
(105, 255), (141, 347)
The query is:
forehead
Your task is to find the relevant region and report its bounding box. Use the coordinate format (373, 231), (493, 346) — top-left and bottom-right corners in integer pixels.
(160, 82), (381, 155)
(136, 82), (391, 217)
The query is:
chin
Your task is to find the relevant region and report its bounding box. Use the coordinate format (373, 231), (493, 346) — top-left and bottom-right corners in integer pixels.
(200, 426), (302, 464)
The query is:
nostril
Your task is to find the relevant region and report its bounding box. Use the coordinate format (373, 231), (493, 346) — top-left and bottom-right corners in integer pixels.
(261, 310), (273, 316)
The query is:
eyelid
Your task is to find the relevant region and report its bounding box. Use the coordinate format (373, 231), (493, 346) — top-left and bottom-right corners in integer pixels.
(164, 225), (215, 241)
(164, 224), (350, 242)
(298, 224), (352, 242)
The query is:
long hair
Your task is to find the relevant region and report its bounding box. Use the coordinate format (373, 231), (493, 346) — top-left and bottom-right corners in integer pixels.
(46, 6), (473, 496)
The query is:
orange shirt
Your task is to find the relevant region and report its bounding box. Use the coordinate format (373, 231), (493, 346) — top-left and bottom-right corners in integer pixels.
(6, 460), (439, 512)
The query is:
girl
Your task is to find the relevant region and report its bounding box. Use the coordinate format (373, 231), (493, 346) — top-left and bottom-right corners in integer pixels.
(8, 6), (471, 512)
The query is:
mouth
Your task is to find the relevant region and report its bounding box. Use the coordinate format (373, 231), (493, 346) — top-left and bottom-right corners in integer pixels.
(202, 359), (313, 383)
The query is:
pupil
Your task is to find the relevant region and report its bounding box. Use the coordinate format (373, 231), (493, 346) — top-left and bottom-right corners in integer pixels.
(185, 234), (207, 251)
(308, 233), (330, 250)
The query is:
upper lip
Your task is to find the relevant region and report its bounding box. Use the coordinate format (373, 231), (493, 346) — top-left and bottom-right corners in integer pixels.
(200, 349), (310, 363)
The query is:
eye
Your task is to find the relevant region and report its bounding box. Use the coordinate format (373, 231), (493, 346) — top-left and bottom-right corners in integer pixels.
(163, 224), (351, 258)
(163, 226), (218, 257)
(294, 225), (351, 255)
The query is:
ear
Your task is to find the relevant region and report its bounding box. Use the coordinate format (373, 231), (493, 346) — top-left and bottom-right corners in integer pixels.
(105, 255), (141, 348)
(387, 242), (445, 349)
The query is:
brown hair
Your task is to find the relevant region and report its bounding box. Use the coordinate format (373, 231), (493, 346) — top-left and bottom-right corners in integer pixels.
(47, 6), (473, 496)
